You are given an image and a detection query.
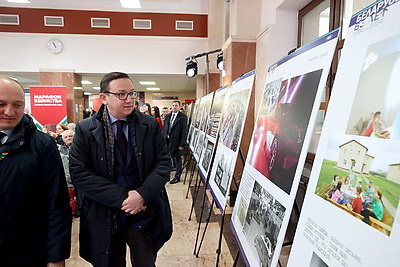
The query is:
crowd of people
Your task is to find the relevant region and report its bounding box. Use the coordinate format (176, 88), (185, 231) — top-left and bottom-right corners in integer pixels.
(327, 174), (385, 225)
(0, 73), (189, 266)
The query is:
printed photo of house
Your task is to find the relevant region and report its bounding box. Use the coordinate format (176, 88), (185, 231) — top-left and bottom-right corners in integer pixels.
(337, 139), (374, 174)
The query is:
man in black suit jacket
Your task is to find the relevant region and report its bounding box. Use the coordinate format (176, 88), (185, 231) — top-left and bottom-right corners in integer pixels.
(70, 72), (171, 266)
(162, 100), (188, 184)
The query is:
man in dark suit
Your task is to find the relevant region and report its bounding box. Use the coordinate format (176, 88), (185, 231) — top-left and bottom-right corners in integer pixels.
(162, 100), (188, 184)
(0, 76), (71, 266)
(70, 72), (171, 266)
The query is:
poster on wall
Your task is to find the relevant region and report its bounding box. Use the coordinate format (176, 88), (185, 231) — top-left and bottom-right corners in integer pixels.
(198, 85), (229, 178)
(230, 29), (339, 267)
(288, 1), (400, 266)
(30, 86), (67, 128)
(193, 91), (215, 163)
(208, 69), (255, 213)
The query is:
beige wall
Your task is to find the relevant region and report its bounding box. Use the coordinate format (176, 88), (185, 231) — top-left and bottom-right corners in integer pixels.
(144, 91), (196, 108)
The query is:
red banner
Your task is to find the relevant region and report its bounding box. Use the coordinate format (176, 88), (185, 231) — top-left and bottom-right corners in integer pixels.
(30, 86), (68, 127)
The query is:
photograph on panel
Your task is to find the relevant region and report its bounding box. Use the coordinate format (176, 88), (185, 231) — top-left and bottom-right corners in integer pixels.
(194, 131), (206, 159)
(201, 140), (214, 173)
(220, 89), (251, 152)
(242, 180), (286, 267)
(345, 34), (400, 140)
(314, 134), (400, 236)
(206, 92), (225, 138)
(213, 151), (235, 196)
(247, 69), (323, 194)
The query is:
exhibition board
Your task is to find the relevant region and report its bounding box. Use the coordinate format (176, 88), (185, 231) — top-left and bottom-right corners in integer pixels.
(288, 1), (400, 266)
(230, 29), (339, 267)
(192, 91), (215, 163)
(208, 69), (255, 214)
(197, 85), (228, 178)
(188, 98), (201, 151)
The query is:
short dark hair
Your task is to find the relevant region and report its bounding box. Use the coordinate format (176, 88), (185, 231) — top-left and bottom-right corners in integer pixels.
(173, 100), (180, 106)
(100, 72), (132, 93)
(162, 107), (168, 110)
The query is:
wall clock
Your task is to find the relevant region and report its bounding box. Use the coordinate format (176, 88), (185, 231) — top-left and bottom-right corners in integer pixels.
(47, 38), (64, 54)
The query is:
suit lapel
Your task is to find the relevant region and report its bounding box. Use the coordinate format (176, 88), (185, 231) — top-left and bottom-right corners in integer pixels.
(171, 113), (180, 129)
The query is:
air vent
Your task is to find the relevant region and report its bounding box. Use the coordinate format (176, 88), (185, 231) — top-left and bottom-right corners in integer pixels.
(133, 19), (151, 29)
(0, 14), (19, 25)
(176, 20), (193, 31)
(91, 18), (110, 28)
(44, 16), (64, 27)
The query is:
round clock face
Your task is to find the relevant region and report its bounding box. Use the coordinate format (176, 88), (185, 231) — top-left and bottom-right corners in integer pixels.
(47, 38), (63, 54)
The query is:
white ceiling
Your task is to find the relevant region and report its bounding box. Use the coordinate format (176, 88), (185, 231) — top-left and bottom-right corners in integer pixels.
(0, 0), (207, 94)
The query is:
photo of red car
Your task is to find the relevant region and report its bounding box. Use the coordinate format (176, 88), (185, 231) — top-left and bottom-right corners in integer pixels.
(248, 69), (323, 194)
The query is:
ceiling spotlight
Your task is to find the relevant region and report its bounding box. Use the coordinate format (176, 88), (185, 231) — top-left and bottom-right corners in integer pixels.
(186, 60), (198, 78)
(217, 52), (224, 70)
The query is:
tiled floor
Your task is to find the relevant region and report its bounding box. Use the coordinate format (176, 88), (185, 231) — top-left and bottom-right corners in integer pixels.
(65, 169), (291, 266)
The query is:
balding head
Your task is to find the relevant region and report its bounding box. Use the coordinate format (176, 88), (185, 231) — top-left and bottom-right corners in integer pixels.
(62, 130), (74, 147)
(0, 76), (25, 130)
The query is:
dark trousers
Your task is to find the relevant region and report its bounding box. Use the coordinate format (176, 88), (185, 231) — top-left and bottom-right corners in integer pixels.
(172, 155), (182, 180)
(109, 225), (156, 267)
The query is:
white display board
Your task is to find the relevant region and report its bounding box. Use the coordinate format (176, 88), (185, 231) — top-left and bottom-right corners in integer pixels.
(198, 85), (229, 178)
(230, 29), (340, 267)
(189, 98), (201, 151)
(208, 69), (255, 213)
(192, 91), (215, 163)
(288, 1), (400, 266)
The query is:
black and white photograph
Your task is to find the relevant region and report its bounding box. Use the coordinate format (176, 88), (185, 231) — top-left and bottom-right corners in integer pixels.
(213, 152), (234, 196)
(201, 140), (214, 173)
(243, 181), (286, 267)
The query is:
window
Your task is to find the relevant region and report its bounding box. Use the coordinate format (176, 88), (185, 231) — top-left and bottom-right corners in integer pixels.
(300, 0), (376, 162)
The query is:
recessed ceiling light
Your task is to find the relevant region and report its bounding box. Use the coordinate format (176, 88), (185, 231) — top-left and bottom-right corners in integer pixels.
(73, 86), (83, 89)
(81, 80), (92, 85)
(139, 81), (156, 85)
(84, 92), (93, 95)
(146, 87), (160, 91)
(93, 86), (100, 90)
(7, 0), (30, 3)
(120, 0), (141, 8)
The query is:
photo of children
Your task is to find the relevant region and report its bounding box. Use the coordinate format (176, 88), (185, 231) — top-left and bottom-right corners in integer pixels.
(314, 134), (400, 236)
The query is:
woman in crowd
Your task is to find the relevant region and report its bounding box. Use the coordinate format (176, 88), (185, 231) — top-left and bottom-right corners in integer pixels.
(331, 181), (344, 204)
(151, 106), (163, 129)
(141, 103), (151, 115)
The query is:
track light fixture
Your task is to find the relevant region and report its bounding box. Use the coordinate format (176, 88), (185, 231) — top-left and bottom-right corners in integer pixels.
(217, 52), (224, 70)
(186, 59), (198, 78)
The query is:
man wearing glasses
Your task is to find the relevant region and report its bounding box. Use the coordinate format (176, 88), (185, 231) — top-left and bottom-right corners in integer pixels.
(69, 72), (171, 267)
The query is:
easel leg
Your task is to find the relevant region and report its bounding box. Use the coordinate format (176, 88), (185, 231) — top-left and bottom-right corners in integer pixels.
(215, 212), (225, 267)
(195, 199), (215, 257)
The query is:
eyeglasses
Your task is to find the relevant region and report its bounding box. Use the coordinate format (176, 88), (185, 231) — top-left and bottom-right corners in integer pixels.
(104, 91), (137, 100)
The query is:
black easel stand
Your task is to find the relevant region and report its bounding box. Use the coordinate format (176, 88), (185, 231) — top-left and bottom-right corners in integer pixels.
(182, 146), (192, 185)
(185, 156), (198, 199)
(277, 175), (308, 267)
(233, 249), (240, 267)
(194, 196), (215, 256)
(188, 169), (202, 221)
(183, 153), (195, 189)
(191, 143), (219, 256)
(215, 148), (245, 266)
